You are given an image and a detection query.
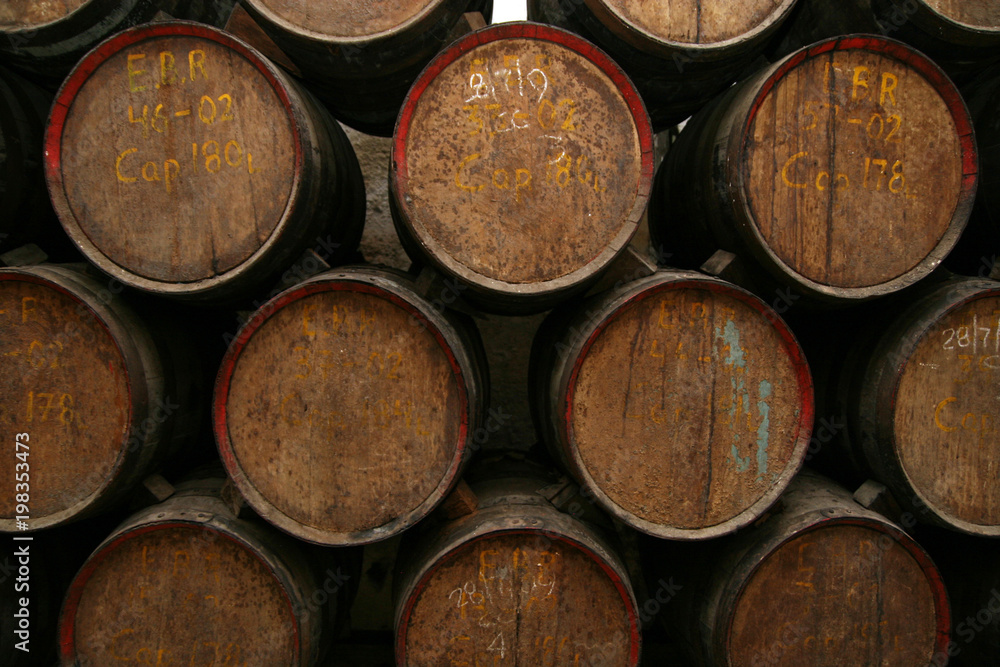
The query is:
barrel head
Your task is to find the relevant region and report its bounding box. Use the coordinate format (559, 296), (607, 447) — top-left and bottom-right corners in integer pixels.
(726, 524), (943, 666)
(64, 524), (300, 665)
(587, 0), (797, 49)
(46, 23), (301, 295)
(247, 0), (442, 39)
(561, 276), (812, 538)
(399, 532), (638, 665)
(742, 37), (975, 294)
(0, 273), (129, 530)
(894, 290), (1000, 532)
(393, 23), (653, 308)
(216, 274), (473, 545)
(0, 0), (89, 29)
(920, 0), (1000, 32)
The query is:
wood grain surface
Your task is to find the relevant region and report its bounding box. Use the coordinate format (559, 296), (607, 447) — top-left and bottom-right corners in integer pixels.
(894, 293), (1000, 528)
(393, 24), (652, 305)
(0, 0), (88, 28)
(56, 33), (295, 283)
(728, 524), (939, 665)
(403, 533), (633, 665)
(595, 0), (791, 45)
(921, 0), (1000, 29)
(564, 279), (810, 536)
(249, 0), (440, 38)
(745, 45), (963, 288)
(71, 525), (298, 665)
(0, 276), (128, 524)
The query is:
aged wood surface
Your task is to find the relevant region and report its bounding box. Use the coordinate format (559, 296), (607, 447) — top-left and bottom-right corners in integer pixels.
(0, 0), (88, 27)
(594, 0), (793, 45)
(0, 275), (128, 525)
(217, 270), (483, 545)
(728, 524), (939, 665)
(920, 0), (1000, 29)
(393, 24), (652, 306)
(558, 275), (811, 537)
(402, 534), (633, 665)
(249, 0), (440, 38)
(893, 292), (1000, 527)
(72, 525), (297, 665)
(745, 46), (964, 288)
(55, 33), (295, 283)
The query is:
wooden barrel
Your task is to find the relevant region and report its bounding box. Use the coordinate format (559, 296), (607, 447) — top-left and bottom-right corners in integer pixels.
(59, 475), (343, 666)
(241, 0), (493, 136)
(651, 471), (950, 666)
(0, 264), (201, 531)
(772, 1), (1000, 81)
(531, 270), (814, 540)
(44, 20), (365, 305)
(0, 1), (236, 81)
(832, 275), (1000, 536)
(528, 0), (799, 130)
(649, 35), (977, 305)
(214, 266), (488, 546)
(394, 468), (641, 665)
(391, 22), (654, 314)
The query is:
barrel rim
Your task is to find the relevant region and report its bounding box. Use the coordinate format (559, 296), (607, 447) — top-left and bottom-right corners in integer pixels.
(580, 0), (799, 58)
(897, 0), (1000, 43)
(213, 269), (474, 546)
(559, 273), (815, 540)
(0, 267), (135, 531)
(0, 0), (112, 35)
(888, 283), (1000, 536)
(43, 20), (309, 299)
(391, 20), (655, 300)
(718, 515), (951, 664)
(242, 0), (453, 46)
(394, 527), (641, 665)
(58, 520), (304, 664)
(736, 34), (978, 301)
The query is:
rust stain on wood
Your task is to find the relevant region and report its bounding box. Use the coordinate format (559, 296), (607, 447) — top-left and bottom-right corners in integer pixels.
(746, 48), (963, 288)
(401, 36), (643, 284)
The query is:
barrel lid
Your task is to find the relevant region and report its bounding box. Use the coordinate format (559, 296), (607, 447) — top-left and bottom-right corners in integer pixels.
(582, 0), (798, 56)
(561, 274), (813, 539)
(244, 0), (449, 43)
(392, 22), (653, 305)
(214, 270), (473, 546)
(60, 523), (302, 665)
(738, 35), (977, 300)
(916, 0), (1000, 40)
(722, 518), (949, 665)
(0, 269), (131, 531)
(893, 286), (1000, 535)
(0, 0), (89, 31)
(45, 21), (303, 298)
(397, 528), (640, 666)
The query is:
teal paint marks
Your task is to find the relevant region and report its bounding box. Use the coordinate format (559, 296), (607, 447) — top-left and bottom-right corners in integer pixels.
(756, 380), (773, 477)
(717, 319), (755, 471)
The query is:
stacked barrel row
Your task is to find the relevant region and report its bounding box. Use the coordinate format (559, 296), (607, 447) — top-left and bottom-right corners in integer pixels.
(0, 1), (997, 666)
